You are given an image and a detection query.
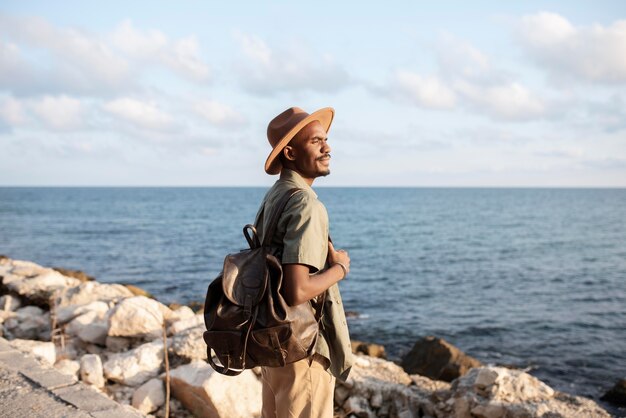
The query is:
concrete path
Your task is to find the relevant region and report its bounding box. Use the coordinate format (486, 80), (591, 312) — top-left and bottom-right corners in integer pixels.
(0, 337), (144, 418)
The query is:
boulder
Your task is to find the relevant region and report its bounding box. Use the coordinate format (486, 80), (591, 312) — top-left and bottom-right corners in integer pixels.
(9, 339), (56, 366)
(103, 340), (164, 386)
(337, 354), (428, 418)
(167, 313), (204, 335)
(54, 359), (80, 379)
(170, 326), (207, 361)
(3, 305), (50, 340)
(51, 267), (94, 282)
(166, 305), (195, 326)
(0, 294), (22, 311)
(56, 300), (110, 325)
(351, 339), (387, 359)
(9, 259), (49, 277)
(132, 378), (165, 414)
(107, 383), (136, 405)
(601, 378), (626, 406)
(401, 336), (482, 381)
(167, 360), (261, 418)
(55, 281), (133, 307)
(6, 270), (80, 304)
(124, 284), (153, 299)
(107, 296), (171, 339)
(80, 354), (105, 388)
(66, 310), (109, 345)
(431, 367), (611, 418)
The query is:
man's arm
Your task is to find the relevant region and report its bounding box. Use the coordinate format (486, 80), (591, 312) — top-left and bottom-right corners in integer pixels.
(282, 241), (350, 306)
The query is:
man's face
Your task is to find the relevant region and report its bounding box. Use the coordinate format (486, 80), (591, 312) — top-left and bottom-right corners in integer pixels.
(285, 121), (332, 180)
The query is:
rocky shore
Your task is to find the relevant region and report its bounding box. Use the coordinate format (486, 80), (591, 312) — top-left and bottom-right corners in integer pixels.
(0, 256), (616, 417)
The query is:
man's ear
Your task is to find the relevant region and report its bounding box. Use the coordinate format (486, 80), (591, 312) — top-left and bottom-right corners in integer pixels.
(283, 146), (296, 161)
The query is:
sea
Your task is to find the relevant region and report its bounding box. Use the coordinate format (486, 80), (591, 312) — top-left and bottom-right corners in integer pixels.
(1, 187), (625, 414)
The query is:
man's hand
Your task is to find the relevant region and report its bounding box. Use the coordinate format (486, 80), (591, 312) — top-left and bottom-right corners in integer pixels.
(328, 241), (350, 276)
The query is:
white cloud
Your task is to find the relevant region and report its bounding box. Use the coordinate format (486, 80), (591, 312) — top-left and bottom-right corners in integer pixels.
(193, 100), (247, 127)
(110, 20), (210, 82)
(391, 70), (457, 109)
(233, 32), (350, 95)
(31, 95), (83, 130)
(103, 97), (174, 131)
(437, 33), (492, 82)
(455, 80), (546, 121)
(0, 96), (26, 126)
(518, 12), (626, 83)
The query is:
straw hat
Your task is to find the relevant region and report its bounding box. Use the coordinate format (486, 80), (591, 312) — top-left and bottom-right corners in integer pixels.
(264, 106), (334, 175)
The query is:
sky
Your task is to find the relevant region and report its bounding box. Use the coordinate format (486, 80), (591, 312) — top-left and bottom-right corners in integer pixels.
(0, 1), (625, 187)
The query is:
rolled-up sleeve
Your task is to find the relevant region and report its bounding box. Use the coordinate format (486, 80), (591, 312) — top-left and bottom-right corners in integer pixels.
(279, 192), (329, 272)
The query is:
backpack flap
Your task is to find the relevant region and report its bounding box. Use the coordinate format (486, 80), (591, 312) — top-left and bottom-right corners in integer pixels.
(222, 247), (269, 309)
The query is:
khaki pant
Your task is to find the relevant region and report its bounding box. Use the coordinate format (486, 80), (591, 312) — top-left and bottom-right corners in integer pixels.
(261, 355), (335, 418)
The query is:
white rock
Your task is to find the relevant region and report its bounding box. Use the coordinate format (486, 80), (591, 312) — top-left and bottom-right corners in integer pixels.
(54, 359), (80, 379)
(9, 339), (56, 366)
(3, 306), (50, 340)
(80, 354), (105, 388)
(66, 310), (108, 345)
(103, 340), (164, 386)
(167, 360), (261, 418)
(7, 270), (80, 300)
(131, 378), (165, 414)
(56, 300), (110, 325)
(171, 327), (207, 361)
(108, 296), (170, 339)
(10, 260), (49, 277)
(166, 305), (195, 325)
(0, 294), (22, 311)
(343, 395), (375, 418)
(105, 335), (134, 352)
(55, 281), (134, 307)
(475, 368), (499, 389)
(167, 313), (204, 335)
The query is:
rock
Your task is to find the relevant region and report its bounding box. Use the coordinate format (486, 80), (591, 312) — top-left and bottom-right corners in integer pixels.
(124, 284), (154, 299)
(103, 340), (164, 386)
(54, 359), (80, 379)
(167, 313), (204, 335)
(601, 378), (626, 406)
(433, 367), (611, 418)
(55, 281), (134, 307)
(166, 305), (195, 325)
(170, 327), (207, 361)
(343, 395), (375, 418)
(9, 259), (49, 277)
(9, 339), (56, 365)
(132, 378), (165, 414)
(105, 335), (135, 352)
(352, 339), (387, 359)
(6, 270), (81, 304)
(3, 305), (50, 340)
(80, 354), (105, 388)
(167, 360), (261, 418)
(471, 404), (506, 418)
(107, 296), (171, 339)
(401, 336), (482, 381)
(0, 294), (22, 311)
(51, 267), (94, 282)
(337, 354), (428, 417)
(107, 383), (136, 405)
(56, 300), (110, 325)
(55, 336), (82, 361)
(66, 310), (109, 345)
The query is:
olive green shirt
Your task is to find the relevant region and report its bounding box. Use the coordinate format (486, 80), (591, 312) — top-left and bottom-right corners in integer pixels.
(255, 169), (353, 381)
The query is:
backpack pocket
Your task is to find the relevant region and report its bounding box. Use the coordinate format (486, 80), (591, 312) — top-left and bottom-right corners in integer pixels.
(247, 324), (306, 367)
(203, 330), (245, 370)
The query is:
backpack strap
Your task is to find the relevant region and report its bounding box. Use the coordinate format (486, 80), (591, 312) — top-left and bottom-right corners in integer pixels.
(259, 187), (303, 247)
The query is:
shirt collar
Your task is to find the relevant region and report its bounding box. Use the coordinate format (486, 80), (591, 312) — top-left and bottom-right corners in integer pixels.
(279, 169), (317, 198)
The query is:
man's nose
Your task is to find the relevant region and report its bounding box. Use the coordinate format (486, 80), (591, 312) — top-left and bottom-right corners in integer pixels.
(322, 140), (331, 154)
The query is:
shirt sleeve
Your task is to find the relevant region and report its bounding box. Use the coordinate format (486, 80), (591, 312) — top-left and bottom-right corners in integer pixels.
(280, 192), (329, 272)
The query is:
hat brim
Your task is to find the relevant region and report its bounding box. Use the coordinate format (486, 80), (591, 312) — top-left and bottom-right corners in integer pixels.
(264, 107), (334, 175)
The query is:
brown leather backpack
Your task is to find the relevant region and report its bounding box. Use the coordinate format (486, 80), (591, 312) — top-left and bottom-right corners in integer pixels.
(203, 188), (325, 375)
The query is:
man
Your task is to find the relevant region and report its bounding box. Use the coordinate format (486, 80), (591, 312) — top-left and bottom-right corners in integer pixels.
(255, 106), (354, 417)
